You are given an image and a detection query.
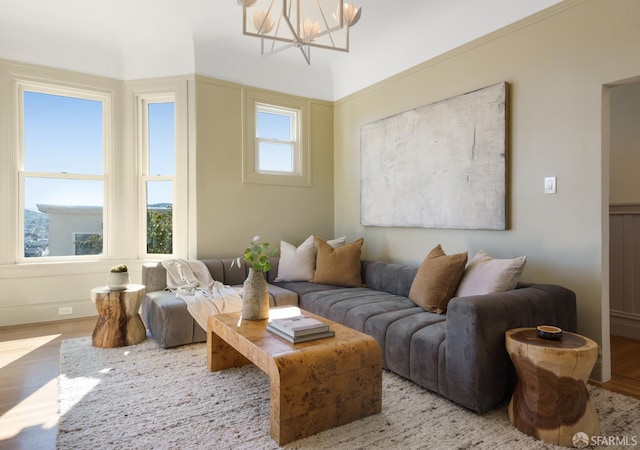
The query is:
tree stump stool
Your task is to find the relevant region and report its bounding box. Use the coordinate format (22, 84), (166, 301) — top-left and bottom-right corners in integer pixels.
(90, 284), (146, 348)
(506, 327), (600, 446)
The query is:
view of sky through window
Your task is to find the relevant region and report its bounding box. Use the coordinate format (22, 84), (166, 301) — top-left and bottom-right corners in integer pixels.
(23, 91), (103, 210)
(148, 102), (175, 177)
(146, 102), (174, 207)
(24, 91), (103, 175)
(256, 108), (296, 173)
(23, 93), (176, 210)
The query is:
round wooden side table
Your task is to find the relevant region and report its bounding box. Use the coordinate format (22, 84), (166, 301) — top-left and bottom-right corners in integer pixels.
(90, 284), (146, 348)
(505, 327), (600, 447)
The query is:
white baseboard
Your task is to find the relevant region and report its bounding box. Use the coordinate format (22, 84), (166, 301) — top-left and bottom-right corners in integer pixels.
(0, 298), (96, 327)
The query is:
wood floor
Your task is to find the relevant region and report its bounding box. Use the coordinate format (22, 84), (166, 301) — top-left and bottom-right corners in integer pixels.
(593, 335), (640, 400)
(1, 320), (639, 450)
(0, 317), (95, 450)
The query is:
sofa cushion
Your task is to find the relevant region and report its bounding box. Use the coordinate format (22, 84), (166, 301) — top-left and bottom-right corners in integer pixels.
(455, 250), (527, 297)
(301, 288), (413, 327)
(385, 312), (447, 381)
(363, 307), (424, 364)
(265, 284), (299, 307)
(362, 261), (418, 297)
(273, 280), (343, 297)
(142, 291), (206, 348)
(311, 237), (365, 287)
(275, 235), (316, 282)
(409, 320), (447, 394)
(408, 244), (467, 314)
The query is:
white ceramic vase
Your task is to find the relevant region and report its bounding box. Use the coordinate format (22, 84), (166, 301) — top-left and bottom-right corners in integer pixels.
(107, 272), (129, 291)
(242, 268), (269, 320)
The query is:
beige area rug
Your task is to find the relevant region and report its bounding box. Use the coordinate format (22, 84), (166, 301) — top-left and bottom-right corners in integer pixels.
(58, 337), (640, 450)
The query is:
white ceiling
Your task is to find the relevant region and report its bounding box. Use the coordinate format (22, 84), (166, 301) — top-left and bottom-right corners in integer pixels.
(0, 0), (562, 100)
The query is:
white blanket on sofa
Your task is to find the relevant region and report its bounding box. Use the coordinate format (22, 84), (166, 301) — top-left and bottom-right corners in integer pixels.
(161, 259), (243, 330)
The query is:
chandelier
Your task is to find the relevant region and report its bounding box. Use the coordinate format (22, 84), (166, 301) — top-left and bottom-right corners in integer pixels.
(234, 0), (362, 65)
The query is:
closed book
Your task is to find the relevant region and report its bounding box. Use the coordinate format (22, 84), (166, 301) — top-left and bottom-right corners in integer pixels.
(269, 315), (329, 337)
(267, 324), (335, 343)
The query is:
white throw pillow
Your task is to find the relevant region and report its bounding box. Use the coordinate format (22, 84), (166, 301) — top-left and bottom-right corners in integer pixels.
(455, 250), (527, 297)
(325, 236), (346, 249)
(275, 235), (316, 282)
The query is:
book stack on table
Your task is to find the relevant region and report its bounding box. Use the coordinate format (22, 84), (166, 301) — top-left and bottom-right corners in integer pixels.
(267, 314), (335, 343)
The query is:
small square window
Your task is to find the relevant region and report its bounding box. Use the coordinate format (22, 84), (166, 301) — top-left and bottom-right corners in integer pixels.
(255, 104), (298, 174)
(243, 90), (310, 187)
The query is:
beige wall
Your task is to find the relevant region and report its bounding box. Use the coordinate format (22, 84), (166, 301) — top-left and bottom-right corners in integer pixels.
(0, 65), (332, 327)
(333, 0), (640, 381)
(610, 82), (640, 204)
(194, 76), (335, 258)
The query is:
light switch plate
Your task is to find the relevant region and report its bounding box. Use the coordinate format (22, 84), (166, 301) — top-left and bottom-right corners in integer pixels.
(544, 176), (557, 194)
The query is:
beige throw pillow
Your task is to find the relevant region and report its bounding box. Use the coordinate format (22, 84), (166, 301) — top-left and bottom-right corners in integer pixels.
(275, 235), (316, 282)
(455, 250), (527, 297)
(311, 237), (364, 287)
(408, 244), (468, 314)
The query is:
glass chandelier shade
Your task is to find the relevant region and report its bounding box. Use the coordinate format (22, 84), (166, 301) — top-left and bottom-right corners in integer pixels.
(236, 0), (362, 64)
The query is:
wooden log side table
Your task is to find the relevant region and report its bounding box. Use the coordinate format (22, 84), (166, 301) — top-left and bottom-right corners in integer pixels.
(506, 327), (600, 447)
(90, 284), (146, 348)
(207, 308), (382, 445)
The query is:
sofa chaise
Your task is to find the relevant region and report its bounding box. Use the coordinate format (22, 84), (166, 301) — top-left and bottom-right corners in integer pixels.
(141, 256), (576, 413)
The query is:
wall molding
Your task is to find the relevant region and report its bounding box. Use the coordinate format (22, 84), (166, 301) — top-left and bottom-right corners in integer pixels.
(610, 310), (640, 340)
(0, 297), (96, 327)
(610, 203), (640, 215)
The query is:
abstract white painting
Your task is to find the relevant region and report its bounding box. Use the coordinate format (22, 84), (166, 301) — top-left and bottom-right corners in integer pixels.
(360, 82), (508, 230)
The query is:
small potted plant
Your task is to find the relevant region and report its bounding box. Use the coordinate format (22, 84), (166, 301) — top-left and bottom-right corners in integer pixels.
(107, 264), (129, 291)
(234, 236), (277, 320)
(240, 236), (276, 272)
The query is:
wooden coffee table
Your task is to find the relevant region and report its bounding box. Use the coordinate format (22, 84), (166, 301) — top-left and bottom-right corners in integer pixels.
(206, 307), (382, 445)
(506, 327), (600, 446)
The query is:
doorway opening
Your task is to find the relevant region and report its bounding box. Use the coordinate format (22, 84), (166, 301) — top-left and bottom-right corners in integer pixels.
(605, 79), (640, 399)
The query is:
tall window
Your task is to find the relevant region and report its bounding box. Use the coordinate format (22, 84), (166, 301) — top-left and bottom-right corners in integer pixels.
(18, 84), (108, 260)
(243, 90), (310, 186)
(140, 97), (175, 255)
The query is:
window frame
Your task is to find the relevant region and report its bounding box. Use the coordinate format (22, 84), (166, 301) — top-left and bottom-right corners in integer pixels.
(15, 80), (111, 263)
(243, 89), (311, 187)
(139, 94), (175, 258)
(130, 81), (188, 260)
(5, 68), (192, 271)
(255, 103), (298, 174)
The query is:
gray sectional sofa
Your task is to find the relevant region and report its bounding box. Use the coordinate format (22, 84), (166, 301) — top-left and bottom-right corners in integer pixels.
(141, 256), (576, 413)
